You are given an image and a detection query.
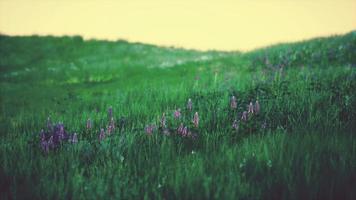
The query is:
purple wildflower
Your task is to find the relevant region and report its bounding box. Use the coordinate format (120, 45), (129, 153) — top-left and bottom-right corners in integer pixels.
(230, 96), (237, 109)
(145, 125), (155, 135)
(58, 123), (65, 140)
(177, 123), (184, 134)
(254, 100), (260, 115)
(48, 136), (54, 149)
(174, 108), (181, 119)
(40, 129), (49, 153)
(187, 98), (193, 111)
(86, 118), (92, 130)
(99, 128), (105, 141)
(109, 117), (115, 131)
(107, 125), (113, 135)
(193, 112), (199, 128)
(182, 126), (188, 137)
(160, 113), (166, 128)
(248, 102), (254, 114)
(241, 111), (248, 121)
(70, 133), (78, 143)
(41, 140), (49, 153)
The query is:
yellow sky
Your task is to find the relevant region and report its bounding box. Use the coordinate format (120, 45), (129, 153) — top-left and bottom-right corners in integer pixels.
(0, 0), (355, 51)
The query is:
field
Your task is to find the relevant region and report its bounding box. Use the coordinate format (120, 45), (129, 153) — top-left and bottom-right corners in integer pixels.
(0, 32), (356, 199)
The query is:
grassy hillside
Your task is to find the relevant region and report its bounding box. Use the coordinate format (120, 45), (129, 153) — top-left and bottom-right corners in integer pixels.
(0, 32), (355, 199)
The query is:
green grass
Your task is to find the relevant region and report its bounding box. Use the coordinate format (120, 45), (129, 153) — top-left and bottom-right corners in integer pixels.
(0, 31), (356, 199)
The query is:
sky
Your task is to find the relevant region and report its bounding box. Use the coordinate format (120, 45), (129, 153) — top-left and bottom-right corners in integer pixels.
(0, 0), (355, 51)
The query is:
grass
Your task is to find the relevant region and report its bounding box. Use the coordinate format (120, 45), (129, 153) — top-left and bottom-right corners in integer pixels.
(0, 31), (356, 199)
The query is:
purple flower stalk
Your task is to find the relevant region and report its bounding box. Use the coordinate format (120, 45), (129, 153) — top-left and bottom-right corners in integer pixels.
(193, 112), (199, 128)
(254, 100), (260, 114)
(241, 111), (248, 121)
(174, 108), (181, 119)
(160, 113), (166, 128)
(248, 102), (254, 114)
(41, 140), (49, 153)
(40, 129), (49, 153)
(99, 128), (105, 141)
(86, 118), (92, 130)
(48, 136), (54, 149)
(71, 133), (78, 143)
(145, 125), (155, 135)
(187, 98), (193, 111)
(177, 123), (184, 134)
(230, 96), (237, 109)
(58, 123), (65, 140)
(109, 117), (115, 131)
(182, 126), (188, 137)
(107, 125), (114, 135)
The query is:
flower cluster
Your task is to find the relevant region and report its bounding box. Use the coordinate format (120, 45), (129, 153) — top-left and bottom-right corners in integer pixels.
(38, 96), (265, 153)
(145, 98), (199, 139)
(40, 117), (78, 153)
(232, 99), (263, 132)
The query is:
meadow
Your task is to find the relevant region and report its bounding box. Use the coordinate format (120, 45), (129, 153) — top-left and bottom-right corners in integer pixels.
(0, 31), (355, 199)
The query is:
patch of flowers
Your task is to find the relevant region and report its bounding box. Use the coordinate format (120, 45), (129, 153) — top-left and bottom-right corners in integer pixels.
(38, 95), (267, 153)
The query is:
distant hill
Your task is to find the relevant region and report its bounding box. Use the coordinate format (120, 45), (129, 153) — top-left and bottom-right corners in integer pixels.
(0, 31), (355, 84)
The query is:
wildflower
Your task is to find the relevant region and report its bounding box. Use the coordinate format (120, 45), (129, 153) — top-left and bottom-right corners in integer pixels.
(160, 113), (166, 128)
(70, 133), (78, 143)
(107, 125), (113, 135)
(187, 98), (193, 111)
(48, 136), (54, 149)
(86, 118), (92, 130)
(248, 102), (254, 114)
(108, 106), (113, 119)
(41, 140), (49, 153)
(99, 128), (105, 141)
(174, 108), (181, 119)
(232, 119), (239, 130)
(40, 129), (49, 153)
(109, 117), (115, 131)
(254, 100), (260, 114)
(177, 123), (184, 134)
(193, 112), (199, 128)
(52, 123), (67, 145)
(145, 125), (155, 135)
(58, 123), (66, 140)
(241, 111), (248, 121)
(182, 126), (188, 136)
(230, 96), (237, 109)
